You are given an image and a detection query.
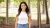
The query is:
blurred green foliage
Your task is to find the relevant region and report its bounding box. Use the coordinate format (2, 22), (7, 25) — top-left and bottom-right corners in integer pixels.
(0, 0), (4, 3)
(0, 16), (5, 24)
(8, 17), (15, 24)
(0, 16), (15, 24)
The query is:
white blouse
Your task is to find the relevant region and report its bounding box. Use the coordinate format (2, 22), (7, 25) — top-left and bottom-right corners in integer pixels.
(18, 11), (28, 24)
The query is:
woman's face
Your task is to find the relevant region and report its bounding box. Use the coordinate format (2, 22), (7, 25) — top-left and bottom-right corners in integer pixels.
(21, 3), (26, 11)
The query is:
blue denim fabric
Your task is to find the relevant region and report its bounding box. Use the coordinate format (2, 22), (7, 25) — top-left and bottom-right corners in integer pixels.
(18, 24), (29, 28)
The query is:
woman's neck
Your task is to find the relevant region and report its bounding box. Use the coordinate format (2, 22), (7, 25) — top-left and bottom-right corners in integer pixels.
(22, 10), (26, 12)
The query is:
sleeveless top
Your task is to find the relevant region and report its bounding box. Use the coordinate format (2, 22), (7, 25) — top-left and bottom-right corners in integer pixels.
(18, 11), (28, 24)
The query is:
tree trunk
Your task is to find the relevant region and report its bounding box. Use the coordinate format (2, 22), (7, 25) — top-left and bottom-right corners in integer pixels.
(43, 0), (45, 14)
(6, 0), (8, 24)
(28, 0), (30, 9)
(3, 0), (9, 28)
(37, 0), (41, 28)
(44, 0), (49, 24)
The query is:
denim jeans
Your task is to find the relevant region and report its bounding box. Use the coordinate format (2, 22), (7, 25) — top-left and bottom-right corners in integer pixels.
(17, 24), (29, 28)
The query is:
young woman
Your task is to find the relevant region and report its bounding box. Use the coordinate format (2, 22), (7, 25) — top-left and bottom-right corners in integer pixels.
(15, 2), (32, 28)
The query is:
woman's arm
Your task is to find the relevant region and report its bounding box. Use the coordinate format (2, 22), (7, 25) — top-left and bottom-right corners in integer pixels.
(28, 15), (32, 24)
(16, 15), (18, 24)
(28, 14), (32, 28)
(15, 15), (18, 28)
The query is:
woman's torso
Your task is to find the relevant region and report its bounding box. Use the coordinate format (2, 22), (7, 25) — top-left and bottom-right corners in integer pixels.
(18, 11), (28, 24)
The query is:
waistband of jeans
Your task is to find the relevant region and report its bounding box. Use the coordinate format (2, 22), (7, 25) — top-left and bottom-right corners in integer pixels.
(18, 23), (29, 25)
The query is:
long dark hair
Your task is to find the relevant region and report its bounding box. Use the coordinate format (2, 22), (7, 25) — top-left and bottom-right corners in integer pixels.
(17, 2), (30, 16)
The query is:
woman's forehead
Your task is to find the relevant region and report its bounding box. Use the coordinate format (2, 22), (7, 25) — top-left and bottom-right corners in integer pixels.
(21, 3), (26, 5)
